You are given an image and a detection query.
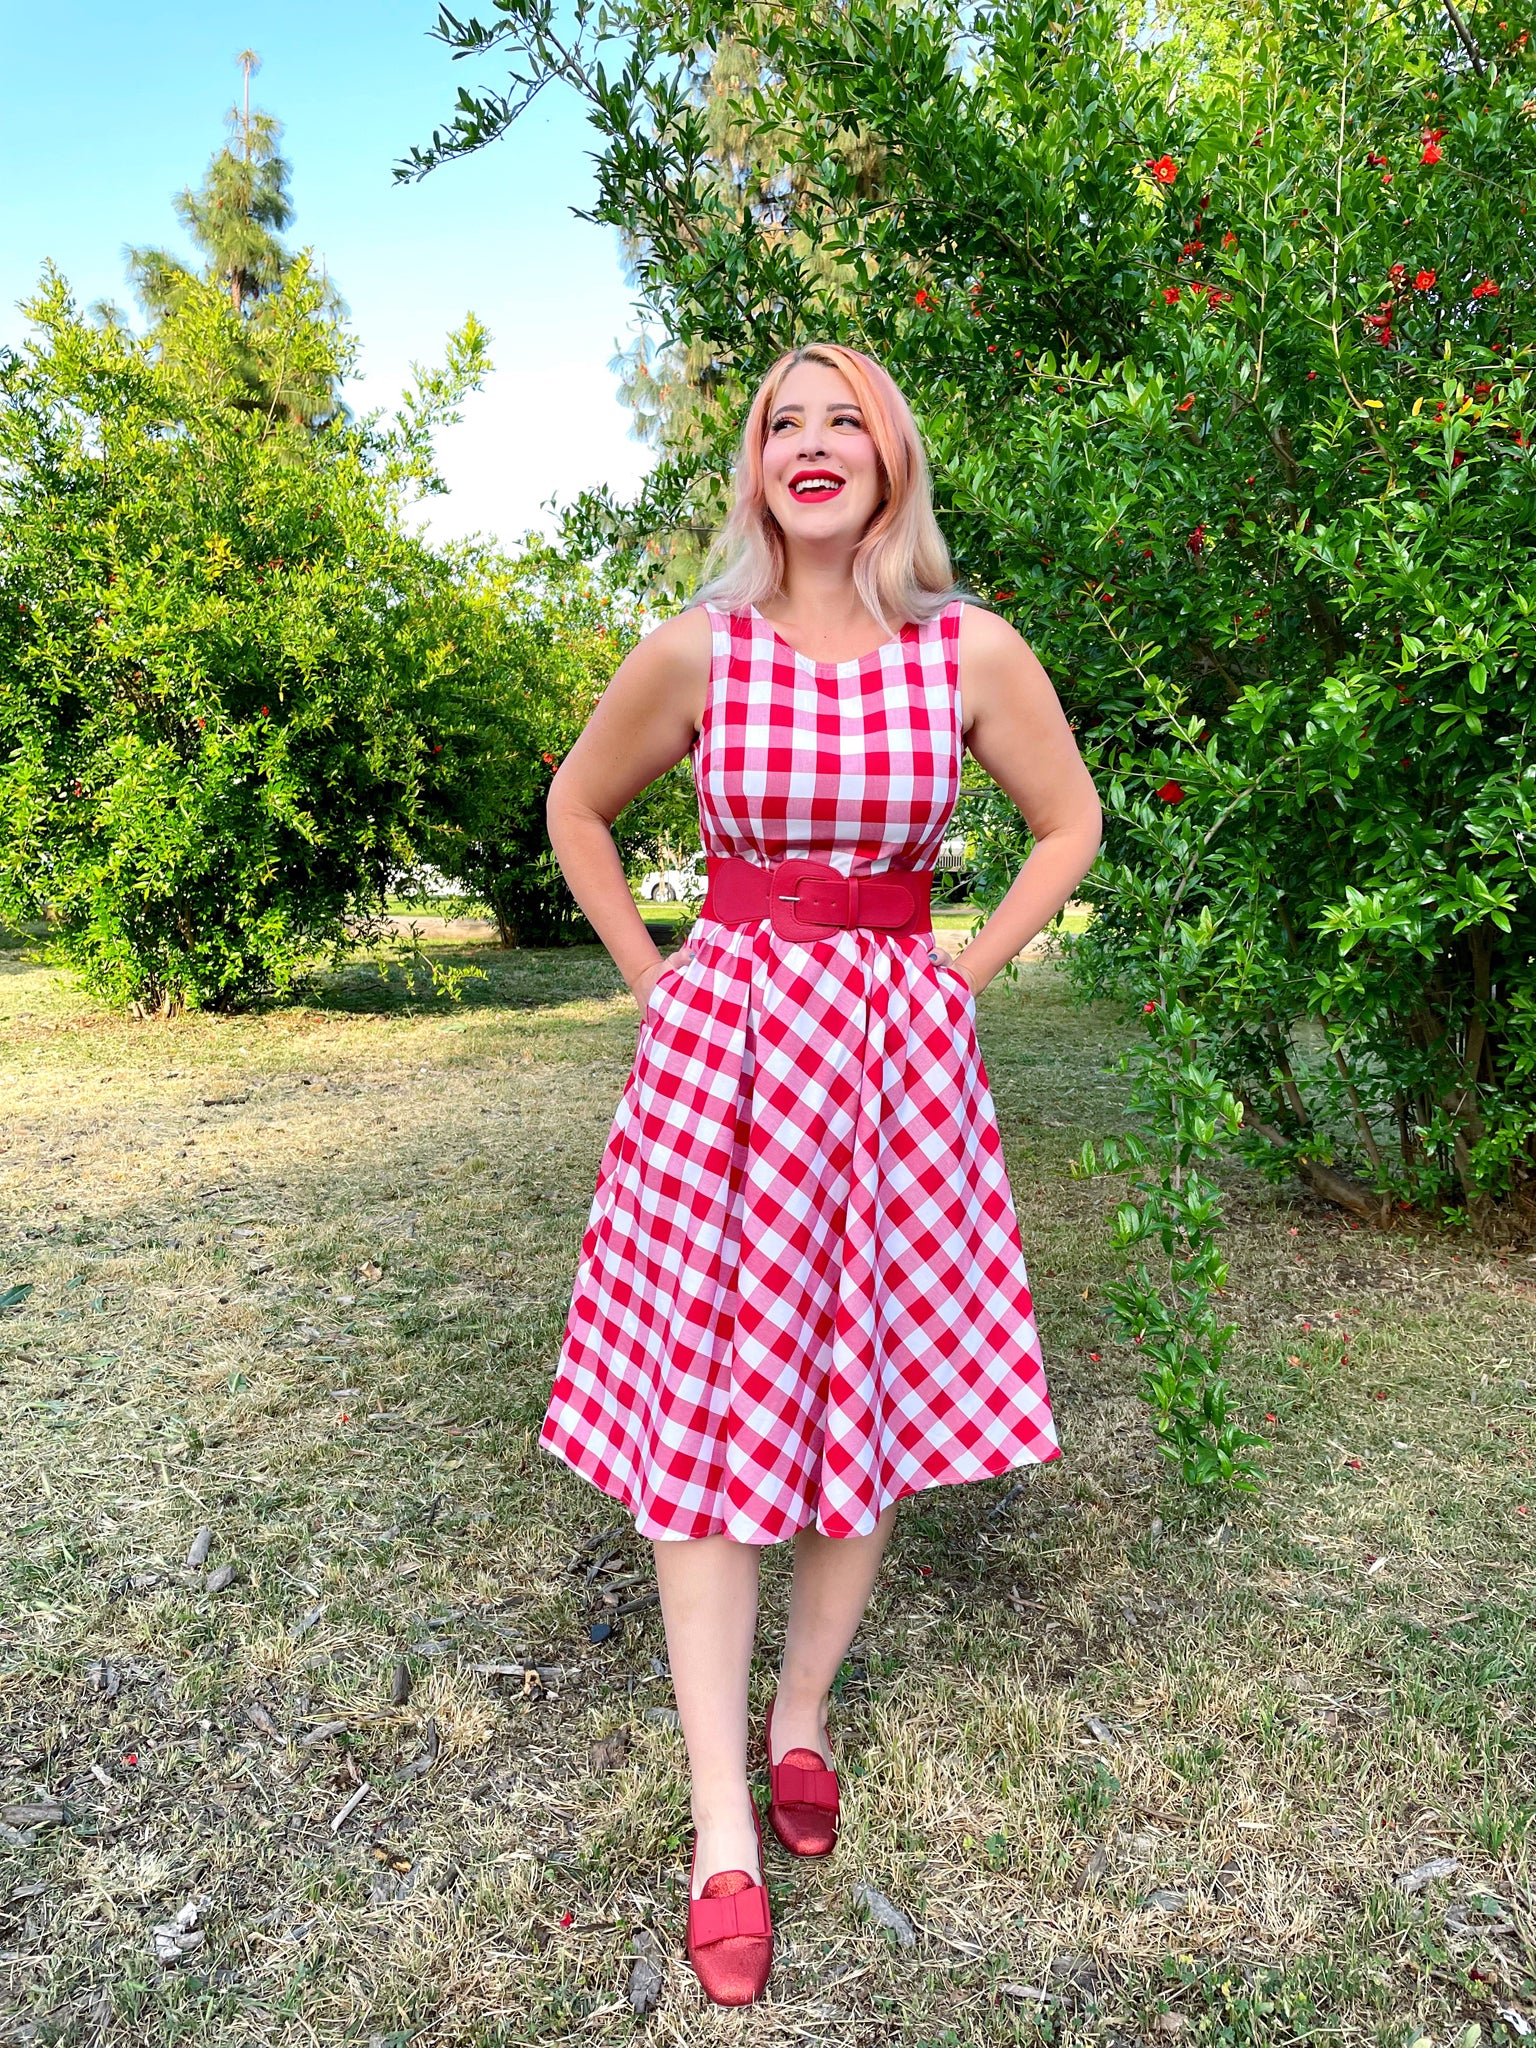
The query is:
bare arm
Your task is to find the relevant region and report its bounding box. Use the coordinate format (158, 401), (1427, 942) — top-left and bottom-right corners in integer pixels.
(545, 606), (712, 1001)
(945, 605), (1102, 995)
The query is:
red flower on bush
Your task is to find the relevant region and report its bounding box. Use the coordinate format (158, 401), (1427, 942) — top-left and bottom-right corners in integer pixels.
(1143, 1000), (1157, 1012)
(541, 751), (557, 767)
(1156, 780), (1186, 804)
(1471, 278), (1500, 299)
(1162, 287), (1180, 304)
(1366, 152), (1389, 168)
(1187, 523), (1206, 553)
(913, 289), (932, 309)
(1145, 154), (1179, 183)
(1419, 140), (1443, 166)
(1176, 394), (1196, 412)
(1413, 268), (1436, 290)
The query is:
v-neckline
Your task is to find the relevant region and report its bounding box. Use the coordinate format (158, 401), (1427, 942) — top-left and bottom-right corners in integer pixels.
(749, 604), (911, 671)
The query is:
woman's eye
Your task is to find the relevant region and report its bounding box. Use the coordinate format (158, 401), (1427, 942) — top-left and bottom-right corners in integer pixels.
(770, 415), (863, 430)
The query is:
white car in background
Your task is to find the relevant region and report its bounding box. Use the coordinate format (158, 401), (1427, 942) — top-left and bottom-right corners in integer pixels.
(637, 838), (969, 904)
(636, 851), (709, 904)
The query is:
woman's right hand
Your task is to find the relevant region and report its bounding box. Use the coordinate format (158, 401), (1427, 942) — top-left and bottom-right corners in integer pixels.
(632, 943), (696, 1013)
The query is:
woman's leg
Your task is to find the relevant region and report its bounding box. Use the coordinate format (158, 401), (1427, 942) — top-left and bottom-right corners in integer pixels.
(651, 1531), (763, 1893)
(769, 1504), (899, 1762)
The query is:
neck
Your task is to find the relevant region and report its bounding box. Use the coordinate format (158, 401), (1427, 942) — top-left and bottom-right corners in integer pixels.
(773, 541), (869, 627)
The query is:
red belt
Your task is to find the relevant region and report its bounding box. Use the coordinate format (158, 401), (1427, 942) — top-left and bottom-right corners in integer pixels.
(702, 854), (934, 943)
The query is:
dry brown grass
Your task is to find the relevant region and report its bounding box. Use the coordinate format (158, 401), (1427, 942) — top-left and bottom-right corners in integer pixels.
(1, 929), (1532, 2047)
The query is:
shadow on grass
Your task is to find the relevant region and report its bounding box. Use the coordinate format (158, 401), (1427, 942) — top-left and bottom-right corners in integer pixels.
(293, 940), (656, 1019)
(3, 921), (700, 1025)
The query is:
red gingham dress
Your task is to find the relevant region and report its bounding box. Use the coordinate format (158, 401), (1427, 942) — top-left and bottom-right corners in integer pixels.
(540, 599), (1060, 1543)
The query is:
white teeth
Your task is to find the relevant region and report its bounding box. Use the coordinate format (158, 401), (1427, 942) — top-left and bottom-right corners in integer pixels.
(792, 479), (842, 496)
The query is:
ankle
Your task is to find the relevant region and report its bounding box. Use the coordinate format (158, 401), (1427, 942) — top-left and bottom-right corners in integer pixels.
(769, 1685), (832, 1760)
(690, 1799), (762, 1893)
(772, 1679), (830, 1722)
(690, 1781), (756, 1832)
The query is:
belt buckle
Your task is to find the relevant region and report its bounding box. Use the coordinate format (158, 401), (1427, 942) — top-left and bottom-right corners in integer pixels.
(770, 857), (851, 942)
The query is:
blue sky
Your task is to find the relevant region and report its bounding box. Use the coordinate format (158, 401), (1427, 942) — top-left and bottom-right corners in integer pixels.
(0, 0), (658, 550)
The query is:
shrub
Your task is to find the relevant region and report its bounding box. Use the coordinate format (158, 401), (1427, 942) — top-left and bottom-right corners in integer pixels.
(414, 540), (699, 947)
(0, 265), (488, 1012)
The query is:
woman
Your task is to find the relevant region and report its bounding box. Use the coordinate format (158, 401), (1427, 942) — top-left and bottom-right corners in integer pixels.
(542, 343), (1101, 2006)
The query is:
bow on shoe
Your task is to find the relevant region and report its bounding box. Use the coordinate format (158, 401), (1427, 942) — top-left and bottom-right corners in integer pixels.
(774, 1758), (839, 1813)
(689, 1883), (772, 1947)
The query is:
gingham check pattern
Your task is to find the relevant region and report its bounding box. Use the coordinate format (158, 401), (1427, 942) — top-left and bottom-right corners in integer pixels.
(540, 600), (1059, 1542)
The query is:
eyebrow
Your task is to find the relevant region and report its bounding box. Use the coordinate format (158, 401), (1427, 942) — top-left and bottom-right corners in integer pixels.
(770, 401), (863, 419)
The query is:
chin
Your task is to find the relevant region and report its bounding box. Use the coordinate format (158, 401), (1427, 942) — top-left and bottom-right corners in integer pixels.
(778, 500), (874, 532)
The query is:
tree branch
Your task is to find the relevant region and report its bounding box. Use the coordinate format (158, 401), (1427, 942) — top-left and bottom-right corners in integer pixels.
(1443, 0), (1488, 80)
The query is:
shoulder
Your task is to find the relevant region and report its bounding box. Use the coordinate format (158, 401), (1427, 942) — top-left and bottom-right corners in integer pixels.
(610, 604), (714, 692)
(955, 598), (1030, 660)
(641, 604), (716, 660)
(953, 600), (1057, 726)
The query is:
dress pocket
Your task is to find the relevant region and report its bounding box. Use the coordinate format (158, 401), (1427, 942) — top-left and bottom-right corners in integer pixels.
(937, 966), (974, 1015)
(934, 958), (976, 1013)
(642, 955), (692, 1024)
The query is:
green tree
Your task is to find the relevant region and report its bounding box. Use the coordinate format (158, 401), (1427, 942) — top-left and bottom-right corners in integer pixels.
(0, 263), (491, 1014)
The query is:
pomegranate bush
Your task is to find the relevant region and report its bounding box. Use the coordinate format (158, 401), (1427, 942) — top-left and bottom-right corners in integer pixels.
(410, 0), (1536, 1483)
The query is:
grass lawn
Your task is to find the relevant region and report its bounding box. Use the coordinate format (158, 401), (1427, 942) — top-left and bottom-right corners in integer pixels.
(1, 927), (1532, 2047)
(381, 896), (1094, 943)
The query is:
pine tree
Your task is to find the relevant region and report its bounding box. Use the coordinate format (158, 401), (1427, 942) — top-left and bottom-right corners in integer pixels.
(123, 53), (345, 428)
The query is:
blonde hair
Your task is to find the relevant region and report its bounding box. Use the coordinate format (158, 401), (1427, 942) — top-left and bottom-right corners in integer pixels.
(688, 343), (971, 634)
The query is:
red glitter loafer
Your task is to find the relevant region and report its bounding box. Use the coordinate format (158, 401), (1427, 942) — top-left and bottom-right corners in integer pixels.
(685, 1804), (772, 2007)
(765, 1696), (840, 1857)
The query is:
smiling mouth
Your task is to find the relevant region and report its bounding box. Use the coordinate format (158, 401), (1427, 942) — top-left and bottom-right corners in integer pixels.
(789, 474), (846, 500)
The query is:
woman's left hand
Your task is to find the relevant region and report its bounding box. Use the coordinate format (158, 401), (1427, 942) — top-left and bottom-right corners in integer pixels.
(928, 938), (976, 996)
